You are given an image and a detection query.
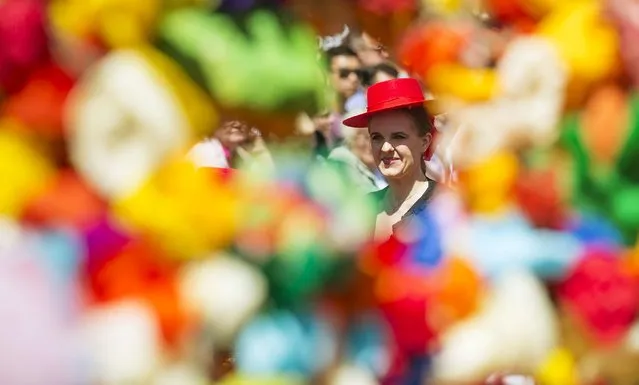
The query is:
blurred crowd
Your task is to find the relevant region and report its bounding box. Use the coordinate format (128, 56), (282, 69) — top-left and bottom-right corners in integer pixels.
(3, 0), (639, 385)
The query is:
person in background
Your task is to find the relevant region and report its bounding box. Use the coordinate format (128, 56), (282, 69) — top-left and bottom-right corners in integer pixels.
(311, 110), (340, 159)
(328, 112), (387, 193)
(188, 119), (273, 170)
(347, 29), (409, 79)
(324, 45), (366, 115)
(346, 29), (390, 67)
(366, 62), (400, 85)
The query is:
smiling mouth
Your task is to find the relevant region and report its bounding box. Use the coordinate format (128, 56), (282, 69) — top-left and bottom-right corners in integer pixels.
(381, 158), (399, 165)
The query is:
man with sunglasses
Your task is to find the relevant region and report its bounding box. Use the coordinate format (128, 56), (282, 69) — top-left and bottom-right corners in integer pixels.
(325, 45), (365, 114)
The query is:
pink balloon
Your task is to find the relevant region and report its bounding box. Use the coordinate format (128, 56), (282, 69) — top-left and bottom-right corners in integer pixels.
(0, 240), (82, 385)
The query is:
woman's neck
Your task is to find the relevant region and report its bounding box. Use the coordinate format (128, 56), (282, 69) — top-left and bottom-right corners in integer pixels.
(386, 171), (428, 211)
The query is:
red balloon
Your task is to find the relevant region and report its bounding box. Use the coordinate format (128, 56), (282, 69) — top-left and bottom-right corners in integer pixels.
(557, 246), (639, 345)
(0, 0), (49, 93)
(3, 64), (75, 138)
(514, 168), (566, 229)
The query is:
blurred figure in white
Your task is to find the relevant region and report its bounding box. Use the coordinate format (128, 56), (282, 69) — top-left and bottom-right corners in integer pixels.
(329, 112), (387, 193)
(188, 120), (273, 171)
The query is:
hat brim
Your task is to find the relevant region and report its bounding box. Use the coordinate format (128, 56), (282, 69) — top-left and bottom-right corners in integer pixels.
(342, 100), (436, 128)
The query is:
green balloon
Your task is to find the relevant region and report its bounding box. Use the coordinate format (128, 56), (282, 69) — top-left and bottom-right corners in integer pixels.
(157, 8), (326, 112)
(561, 92), (639, 244)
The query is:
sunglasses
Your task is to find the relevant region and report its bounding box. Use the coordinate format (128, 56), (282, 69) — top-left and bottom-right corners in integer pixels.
(337, 68), (365, 79)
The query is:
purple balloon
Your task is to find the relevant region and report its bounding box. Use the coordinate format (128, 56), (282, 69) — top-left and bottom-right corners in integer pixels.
(83, 215), (132, 271)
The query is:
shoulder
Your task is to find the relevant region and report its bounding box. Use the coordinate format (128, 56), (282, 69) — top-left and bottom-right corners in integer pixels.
(328, 146), (355, 162)
(367, 186), (388, 209)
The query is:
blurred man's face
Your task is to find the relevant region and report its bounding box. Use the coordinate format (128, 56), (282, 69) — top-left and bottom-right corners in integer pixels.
(312, 111), (335, 135)
(215, 120), (250, 150)
(351, 129), (375, 169)
(330, 55), (362, 99)
(354, 33), (389, 67)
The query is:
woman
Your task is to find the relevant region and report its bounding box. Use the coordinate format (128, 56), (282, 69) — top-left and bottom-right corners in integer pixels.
(343, 78), (436, 241)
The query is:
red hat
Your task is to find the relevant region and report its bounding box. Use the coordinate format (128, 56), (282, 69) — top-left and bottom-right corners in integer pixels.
(343, 78), (433, 128)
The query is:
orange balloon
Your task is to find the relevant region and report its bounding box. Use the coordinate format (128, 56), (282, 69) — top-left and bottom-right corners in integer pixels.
(397, 23), (469, 80)
(428, 257), (482, 331)
(580, 82), (629, 167)
(2, 64), (75, 138)
(87, 240), (191, 346)
(21, 169), (106, 229)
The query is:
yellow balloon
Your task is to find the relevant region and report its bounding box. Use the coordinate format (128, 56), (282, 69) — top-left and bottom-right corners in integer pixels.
(138, 46), (218, 138)
(458, 152), (519, 214)
(217, 374), (305, 385)
(0, 122), (55, 217)
(421, 0), (464, 15)
(113, 158), (240, 259)
(49, 0), (160, 48)
(519, 0), (561, 19)
(537, 1), (620, 90)
(536, 347), (578, 385)
(427, 64), (498, 103)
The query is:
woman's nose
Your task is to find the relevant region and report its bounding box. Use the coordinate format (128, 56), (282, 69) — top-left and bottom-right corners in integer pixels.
(381, 141), (393, 152)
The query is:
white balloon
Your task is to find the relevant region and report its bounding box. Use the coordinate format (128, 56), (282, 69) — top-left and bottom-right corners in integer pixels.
(66, 50), (191, 199)
(432, 270), (558, 383)
(179, 254), (267, 347)
(152, 362), (209, 385)
(329, 365), (379, 385)
(80, 300), (162, 385)
(444, 36), (567, 168)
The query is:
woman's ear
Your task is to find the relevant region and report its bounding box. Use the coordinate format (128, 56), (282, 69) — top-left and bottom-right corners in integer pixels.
(422, 132), (433, 153)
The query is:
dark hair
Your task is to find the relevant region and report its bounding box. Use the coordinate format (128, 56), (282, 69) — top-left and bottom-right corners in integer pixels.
(364, 62), (399, 86)
(372, 62), (399, 78)
(404, 106), (433, 137)
(324, 45), (359, 68)
(404, 107), (433, 174)
(345, 27), (364, 47)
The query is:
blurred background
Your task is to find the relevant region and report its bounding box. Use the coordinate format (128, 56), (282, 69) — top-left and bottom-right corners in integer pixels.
(2, 0), (639, 384)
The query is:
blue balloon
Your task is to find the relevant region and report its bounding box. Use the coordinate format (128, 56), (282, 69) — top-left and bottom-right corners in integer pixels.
(567, 213), (624, 247)
(467, 211), (583, 280)
(345, 312), (391, 378)
(31, 228), (84, 286)
(235, 311), (337, 376)
(402, 208), (444, 271)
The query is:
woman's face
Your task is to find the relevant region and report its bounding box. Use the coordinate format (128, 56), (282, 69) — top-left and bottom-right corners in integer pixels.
(369, 110), (431, 180)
